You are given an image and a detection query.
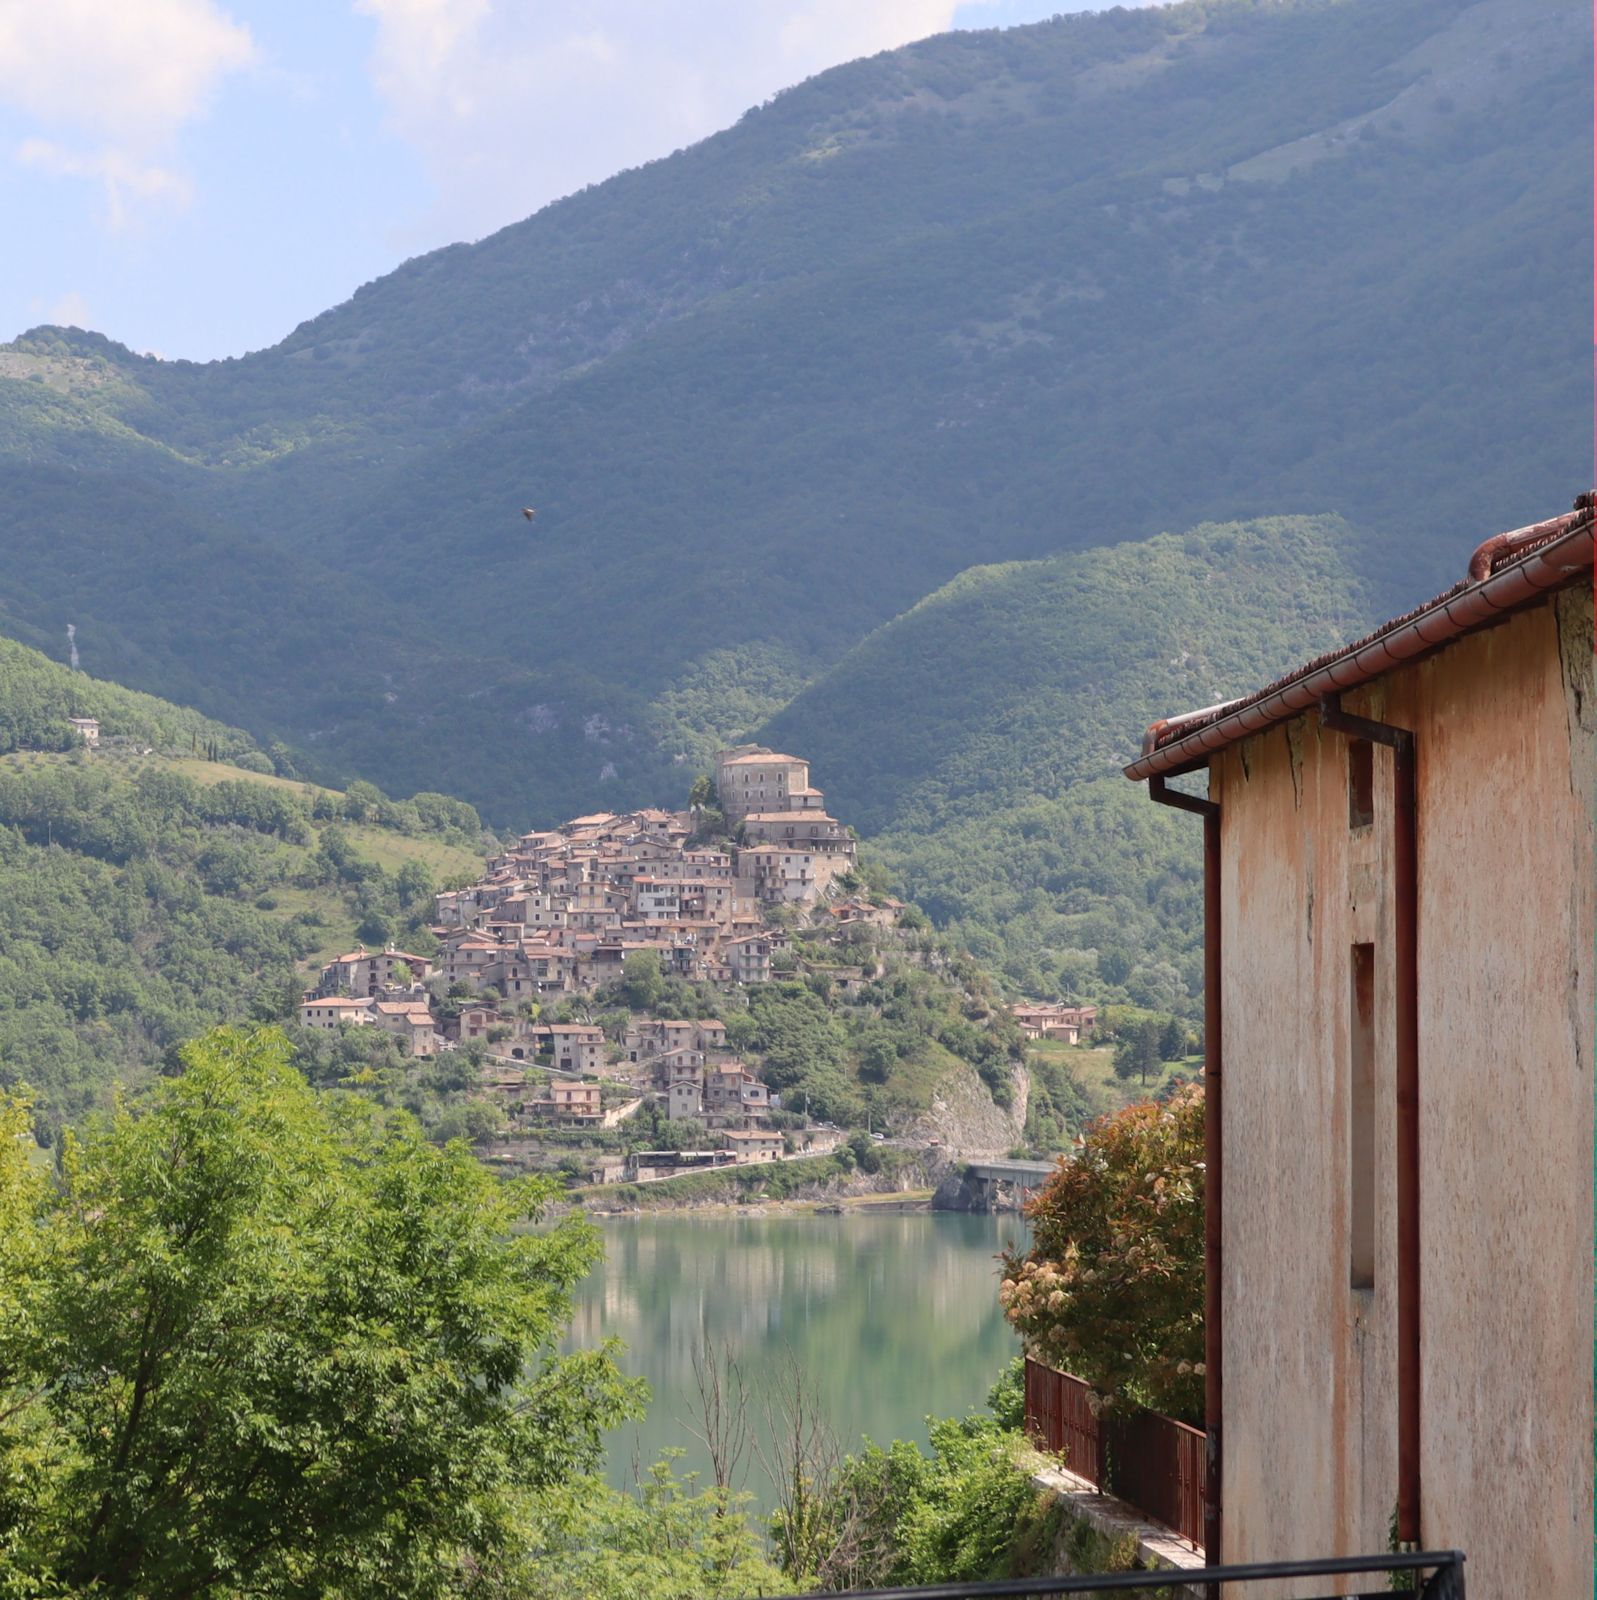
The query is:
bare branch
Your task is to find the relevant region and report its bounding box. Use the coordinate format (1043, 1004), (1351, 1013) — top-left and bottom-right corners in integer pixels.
(679, 1336), (752, 1498)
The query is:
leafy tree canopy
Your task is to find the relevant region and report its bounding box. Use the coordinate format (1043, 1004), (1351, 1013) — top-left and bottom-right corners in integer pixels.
(1001, 1087), (1205, 1422)
(0, 1027), (643, 1598)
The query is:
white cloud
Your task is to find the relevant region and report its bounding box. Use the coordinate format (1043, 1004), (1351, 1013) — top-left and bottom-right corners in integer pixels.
(17, 138), (193, 229)
(0, 0), (255, 144)
(0, 0), (253, 226)
(355, 0), (964, 247)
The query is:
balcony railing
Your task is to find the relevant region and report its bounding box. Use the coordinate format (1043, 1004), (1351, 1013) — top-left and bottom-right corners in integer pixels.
(1023, 1358), (1205, 1548)
(756, 1550), (1465, 1597)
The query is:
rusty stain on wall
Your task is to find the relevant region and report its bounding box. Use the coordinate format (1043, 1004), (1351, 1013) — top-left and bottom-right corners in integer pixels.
(1285, 719), (1305, 811)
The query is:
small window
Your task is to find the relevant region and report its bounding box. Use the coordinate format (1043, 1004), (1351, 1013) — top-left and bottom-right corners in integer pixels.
(1348, 740), (1374, 829)
(1350, 943), (1376, 1290)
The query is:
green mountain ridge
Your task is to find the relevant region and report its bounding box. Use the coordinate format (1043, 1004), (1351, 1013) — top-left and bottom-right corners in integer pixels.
(0, 0), (1587, 820)
(759, 513), (1375, 1001)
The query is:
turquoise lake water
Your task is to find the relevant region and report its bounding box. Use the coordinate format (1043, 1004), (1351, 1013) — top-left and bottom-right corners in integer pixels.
(569, 1209), (1029, 1509)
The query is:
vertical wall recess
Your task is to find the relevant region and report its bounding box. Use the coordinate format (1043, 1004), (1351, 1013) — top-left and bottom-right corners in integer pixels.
(1349, 942), (1376, 1291)
(1348, 740), (1374, 830)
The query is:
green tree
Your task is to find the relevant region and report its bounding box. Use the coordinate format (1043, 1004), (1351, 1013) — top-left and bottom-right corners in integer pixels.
(342, 779), (385, 822)
(394, 858), (435, 910)
(1158, 1016), (1187, 1062)
(0, 1027), (643, 1598)
(621, 950), (664, 1012)
(1112, 1018), (1162, 1086)
(847, 1129), (881, 1175)
(486, 1458), (783, 1599)
(1001, 1086), (1205, 1422)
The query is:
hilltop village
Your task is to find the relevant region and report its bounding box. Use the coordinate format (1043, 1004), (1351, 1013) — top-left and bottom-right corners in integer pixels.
(295, 748), (917, 1179)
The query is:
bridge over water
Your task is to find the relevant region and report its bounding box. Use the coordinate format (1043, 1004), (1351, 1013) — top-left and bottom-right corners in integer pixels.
(963, 1157), (1059, 1208)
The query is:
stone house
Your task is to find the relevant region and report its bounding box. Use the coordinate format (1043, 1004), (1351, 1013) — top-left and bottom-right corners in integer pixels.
(457, 1005), (502, 1042)
(725, 934), (772, 985)
(737, 811), (853, 850)
(737, 845), (825, 904)
(298, 995), (375, 1032)
(829, 898), (900, 928)
(441, 940), (502, 990)
(703, 1065), (769, 1129)
(625, 1018), (726, 1064)
(1123, 495), (1594, 1594)
(631, 877), (681, 920)
(1010, 1002), (1098, 1043)
(641, 1045), (706, 1092)
(67, 716), (100, 746)
(678, 850), (735, 881)
(534, 1023), (605, 1074)
(542, 1081), (602, 1124)
(723, 1129), (783, 1163)
(667, 1079), (702, 1123)
(317, 945), (433, 998)
(370, 999), (437, 1057)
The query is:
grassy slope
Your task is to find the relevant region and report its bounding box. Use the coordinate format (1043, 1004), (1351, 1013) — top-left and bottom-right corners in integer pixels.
(0, 0), (1586, 819)
(1, 747), (482, 965)
(1034, 1039), (1194, 1115)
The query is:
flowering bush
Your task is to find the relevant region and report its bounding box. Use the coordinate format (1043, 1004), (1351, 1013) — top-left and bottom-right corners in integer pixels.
(1000, 1085), (1205, 1422)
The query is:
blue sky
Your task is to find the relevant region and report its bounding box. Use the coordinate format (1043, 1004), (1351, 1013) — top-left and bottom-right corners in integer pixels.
(0, 0), (1152, 362)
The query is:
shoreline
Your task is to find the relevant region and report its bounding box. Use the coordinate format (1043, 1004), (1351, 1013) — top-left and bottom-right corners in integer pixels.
(581, 1187), (938, 1218)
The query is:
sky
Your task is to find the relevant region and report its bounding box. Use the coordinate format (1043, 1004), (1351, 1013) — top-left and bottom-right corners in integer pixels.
(0, 0), (1155, 362)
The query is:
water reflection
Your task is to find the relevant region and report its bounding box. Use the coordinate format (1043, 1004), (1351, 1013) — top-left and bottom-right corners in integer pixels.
(569, 1211), (1029, 1509)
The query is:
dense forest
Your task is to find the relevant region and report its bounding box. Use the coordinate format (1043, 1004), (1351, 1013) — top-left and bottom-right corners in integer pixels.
(761, 514), (1372, 1000)
(0, 632), (488, 1134)
(0, 0), (1587, 822)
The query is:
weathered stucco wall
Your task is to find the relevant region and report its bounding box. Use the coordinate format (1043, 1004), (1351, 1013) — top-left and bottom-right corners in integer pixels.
(1214, 595), (1593, 1598)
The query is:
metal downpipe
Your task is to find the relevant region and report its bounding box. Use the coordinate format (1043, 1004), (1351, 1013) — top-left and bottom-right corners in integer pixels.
(1149, 775), (1222, 1564)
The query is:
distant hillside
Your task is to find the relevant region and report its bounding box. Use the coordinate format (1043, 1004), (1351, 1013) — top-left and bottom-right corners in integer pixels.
(0, 0), (1587, 820)
(0, 632), (253, 759)
(0, 635), (488, 1132)
(761, 515), (1374, 1003)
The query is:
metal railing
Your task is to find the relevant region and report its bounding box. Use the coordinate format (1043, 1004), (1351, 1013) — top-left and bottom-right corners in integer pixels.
(1023, 1358), (1206, 1548)
(757, 1549), (1465, 1597)
(1100, 1404), (1206, 1556)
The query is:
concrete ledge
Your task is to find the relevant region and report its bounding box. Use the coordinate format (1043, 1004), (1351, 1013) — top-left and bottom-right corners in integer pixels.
(1023, 1450), (1206, 1593)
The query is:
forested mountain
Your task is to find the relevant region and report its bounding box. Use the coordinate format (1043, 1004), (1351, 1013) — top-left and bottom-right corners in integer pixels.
(0, 0), (1587, 821)
(0, 632), (250, 758)
(761, 514), (1374, 1001)
(0, 635), (487, 1132)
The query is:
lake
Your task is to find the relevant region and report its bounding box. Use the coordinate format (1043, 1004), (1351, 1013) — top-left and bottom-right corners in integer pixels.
(568, 1208), (1029, 1509)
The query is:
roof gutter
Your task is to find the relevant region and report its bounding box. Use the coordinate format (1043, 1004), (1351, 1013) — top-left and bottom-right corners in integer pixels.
(1148, 775), (1224, 1564)
(1124, 512), (1594, 782)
